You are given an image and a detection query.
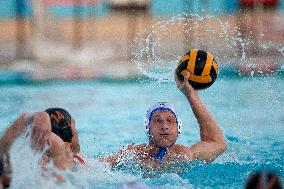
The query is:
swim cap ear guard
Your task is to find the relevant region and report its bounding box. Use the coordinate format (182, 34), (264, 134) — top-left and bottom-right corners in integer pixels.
(144, 102), (182, 140)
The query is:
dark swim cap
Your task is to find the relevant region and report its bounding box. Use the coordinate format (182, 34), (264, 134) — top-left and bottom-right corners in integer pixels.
(245, 171), (283, 189)
(45, 108), (73, 143)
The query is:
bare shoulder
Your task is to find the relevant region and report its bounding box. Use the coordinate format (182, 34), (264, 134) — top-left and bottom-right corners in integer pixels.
(132, 143), (148, 150)
(172, 144), (190, 151)
(122, 143), (148, 154)
(33, 111), (50, 121)
(171, 144), (194, 160)
(98, 143), (148, 166)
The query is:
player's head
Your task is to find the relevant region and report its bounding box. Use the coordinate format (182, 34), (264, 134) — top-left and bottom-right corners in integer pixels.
(145, 102), (182, 147)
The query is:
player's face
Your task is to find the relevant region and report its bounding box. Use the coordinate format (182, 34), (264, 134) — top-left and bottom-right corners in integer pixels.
(149, 110), (178, 147)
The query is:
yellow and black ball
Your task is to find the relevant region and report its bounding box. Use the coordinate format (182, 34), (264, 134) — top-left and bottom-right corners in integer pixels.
(176, 49), (219, 90)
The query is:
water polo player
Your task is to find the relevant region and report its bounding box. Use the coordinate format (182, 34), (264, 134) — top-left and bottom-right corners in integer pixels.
(41, 108), (85, 168)
(101, 71), (227, 166)
(0, 108), (85, 183)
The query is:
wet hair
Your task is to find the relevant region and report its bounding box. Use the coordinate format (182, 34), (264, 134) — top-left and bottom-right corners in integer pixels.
(45, 108), (73, 143)
(245, 171), (283, 189)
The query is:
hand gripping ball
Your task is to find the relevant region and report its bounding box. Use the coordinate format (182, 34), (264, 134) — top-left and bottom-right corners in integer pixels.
(176, 49), (219, 90)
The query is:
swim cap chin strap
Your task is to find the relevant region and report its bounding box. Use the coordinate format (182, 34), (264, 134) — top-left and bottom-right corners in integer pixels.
(151, 146), (168, 163)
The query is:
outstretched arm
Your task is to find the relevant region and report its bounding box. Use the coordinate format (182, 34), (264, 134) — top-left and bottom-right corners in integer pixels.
(0, 112), (52, 155)
(175, 71), (227, 162)
(0, 113), (34, 155)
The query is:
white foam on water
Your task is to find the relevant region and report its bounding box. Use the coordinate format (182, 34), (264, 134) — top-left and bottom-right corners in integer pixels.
(8, 137), (193, 189)
(7, 132), (143, 189)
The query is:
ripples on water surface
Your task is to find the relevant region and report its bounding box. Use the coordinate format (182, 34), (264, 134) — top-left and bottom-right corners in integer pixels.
(0, 76), (283, 188)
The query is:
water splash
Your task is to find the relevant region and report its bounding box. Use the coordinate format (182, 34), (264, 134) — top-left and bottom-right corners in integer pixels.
(8, 136), (198, 189)
(7, 133), (141, 189)
(131, 13), (284, 81)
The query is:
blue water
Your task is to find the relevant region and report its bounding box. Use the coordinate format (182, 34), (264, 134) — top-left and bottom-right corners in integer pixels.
(0, 76), (283, 188)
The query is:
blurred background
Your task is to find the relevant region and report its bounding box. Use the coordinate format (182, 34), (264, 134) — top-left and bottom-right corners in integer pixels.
(0, 0), (284, 81)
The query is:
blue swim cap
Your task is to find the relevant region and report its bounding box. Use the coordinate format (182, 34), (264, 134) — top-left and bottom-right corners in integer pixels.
(145, 102), (182, 138)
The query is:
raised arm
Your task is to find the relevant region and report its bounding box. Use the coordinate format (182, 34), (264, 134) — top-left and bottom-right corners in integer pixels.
(175, 71), (227, 162)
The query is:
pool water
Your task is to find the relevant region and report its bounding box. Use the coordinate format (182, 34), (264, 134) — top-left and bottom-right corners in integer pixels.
(0, 76), (283, 188)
